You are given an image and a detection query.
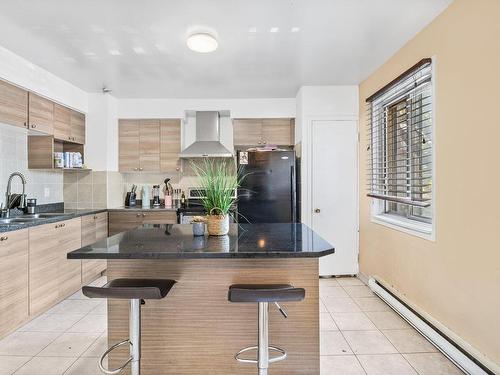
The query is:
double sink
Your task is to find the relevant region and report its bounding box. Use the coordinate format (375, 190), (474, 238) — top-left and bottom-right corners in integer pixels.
(0, 213), (68, 225)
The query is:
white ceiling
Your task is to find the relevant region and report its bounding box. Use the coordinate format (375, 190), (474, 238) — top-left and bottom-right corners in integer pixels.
(0, 0), (451, 98)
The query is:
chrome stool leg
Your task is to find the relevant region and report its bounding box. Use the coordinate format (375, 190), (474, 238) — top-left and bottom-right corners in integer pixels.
(98, 299), (142, 375)
(258, 302), (269, 375)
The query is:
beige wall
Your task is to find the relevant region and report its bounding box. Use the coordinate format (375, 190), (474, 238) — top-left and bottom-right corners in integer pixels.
(359, 0), (500, 367)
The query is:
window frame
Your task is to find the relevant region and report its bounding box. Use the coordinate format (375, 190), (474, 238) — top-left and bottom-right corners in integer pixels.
(369, 58), (436, 241)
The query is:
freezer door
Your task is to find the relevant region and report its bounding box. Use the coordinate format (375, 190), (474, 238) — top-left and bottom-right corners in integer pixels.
(238, 151), (296, 223)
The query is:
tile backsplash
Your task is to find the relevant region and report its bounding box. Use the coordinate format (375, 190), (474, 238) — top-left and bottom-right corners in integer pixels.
(0, 122), (63, 206)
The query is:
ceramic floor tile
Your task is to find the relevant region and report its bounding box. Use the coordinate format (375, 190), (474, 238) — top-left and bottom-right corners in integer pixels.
(403, 353), (465, 375)
(320, 286), (349, 298)
(63, 357), (102, 375)
(319, 277), (340, 287)
(323, 297), (362, 313)
(321, 355), (366, 375)
(343, 286), (375, 298)
(46, 299), (101, 315)
(382, 329), (437, 353)
(0, 332), (60, 356)
(336, 277), (365, 286)
(353, 297), (391, 312)
(366, 311), (410, 330)
(358, 354), (418, 375)
(343, 331), (398, 355)
(0, 356), (31, 375)
(81, 334), (108, 358)
(66, 314), (106, 334)
(332, 312), (377, 331)
(37, 332), (100, 357)
(18, 313), (85, 333)
(88, 301), (107, 315)
(320, 331), (353, 355)
(320, 313), (339, 331)
(319, 299), (328, 313)
(13, 356), (77, 375)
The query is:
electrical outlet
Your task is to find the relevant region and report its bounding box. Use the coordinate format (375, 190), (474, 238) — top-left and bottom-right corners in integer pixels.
(44, 187), (50, 198)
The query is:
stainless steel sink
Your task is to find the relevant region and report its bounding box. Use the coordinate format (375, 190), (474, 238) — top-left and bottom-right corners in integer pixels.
(0, 213), (68, 225)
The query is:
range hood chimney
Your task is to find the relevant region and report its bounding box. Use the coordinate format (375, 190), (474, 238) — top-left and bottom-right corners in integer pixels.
(180, 111), (233, 158)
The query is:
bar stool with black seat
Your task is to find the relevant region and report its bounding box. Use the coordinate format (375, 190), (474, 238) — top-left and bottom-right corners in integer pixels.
(83, 278), (176, 375)
(228, 284), (305, 375)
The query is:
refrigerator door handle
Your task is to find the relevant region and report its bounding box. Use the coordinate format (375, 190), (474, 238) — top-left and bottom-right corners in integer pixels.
(291, 165), (297, 223)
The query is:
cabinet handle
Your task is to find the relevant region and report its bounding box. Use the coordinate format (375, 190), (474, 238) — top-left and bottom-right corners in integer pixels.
(136, 213), (141, 217)
(133, 168), (138, 171)
(142, 213), (146, 217)
(258, 141), (262, 145)
(24, 122), (28, 128)
(263, 140), (267, 144)
(139, 168), (143, 171)
(32, 124), (37, 129)
(0, 236), (8, 241)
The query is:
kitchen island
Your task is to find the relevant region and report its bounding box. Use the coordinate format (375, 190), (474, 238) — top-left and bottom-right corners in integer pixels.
(68, 223), (334, 375)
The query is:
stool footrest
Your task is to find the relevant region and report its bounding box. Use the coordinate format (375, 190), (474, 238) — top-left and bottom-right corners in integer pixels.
(99, 339), (133, 374)
(235, 345), (287, 364)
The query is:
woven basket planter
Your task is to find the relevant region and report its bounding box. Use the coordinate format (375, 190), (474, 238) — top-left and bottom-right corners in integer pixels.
(207, 208), (230, 236)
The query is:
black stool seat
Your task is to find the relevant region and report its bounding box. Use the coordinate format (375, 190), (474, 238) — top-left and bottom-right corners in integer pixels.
(228, 284), (305, 303)
(83, 278), (176, 300)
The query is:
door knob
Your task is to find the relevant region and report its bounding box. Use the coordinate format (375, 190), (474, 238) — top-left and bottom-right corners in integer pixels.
(314, 208), (321, 213)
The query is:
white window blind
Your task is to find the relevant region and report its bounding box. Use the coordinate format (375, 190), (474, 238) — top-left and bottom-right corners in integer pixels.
(366, 59), (433, 216)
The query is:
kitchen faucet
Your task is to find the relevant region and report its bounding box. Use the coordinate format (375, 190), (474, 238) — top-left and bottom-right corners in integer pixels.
(2, 172), (27, 218)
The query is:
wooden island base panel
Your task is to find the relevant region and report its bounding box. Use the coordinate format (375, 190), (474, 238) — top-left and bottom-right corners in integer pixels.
(107, 258), (319, 375)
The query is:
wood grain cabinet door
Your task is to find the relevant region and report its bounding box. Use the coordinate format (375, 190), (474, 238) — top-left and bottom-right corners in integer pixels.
(0, 229), (29, 338)
(70, 110), (86, 144)
(139, 120), (161, 172)
(28, 92), (54, 135)
(160, 119), (181, 172)
(54, 103), (71, 141)
(233, 119), (263, 145)
(81, 213), (108, 285)
(108, 211), (143, 236)
(57, 218), (82, 299)
(141, 211), (177, 224)
(29, 223), (62, 315)
(0, 80), (28, 128)
(95, 212), (109, 241)
(119, 120), (140, 172)
(81, 214), (97, 247)
(262, 118), (294, 145)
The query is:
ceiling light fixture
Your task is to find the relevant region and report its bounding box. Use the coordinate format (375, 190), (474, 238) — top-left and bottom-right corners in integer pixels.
(186, 33), (218, 53)
(270, 27), (279, 33)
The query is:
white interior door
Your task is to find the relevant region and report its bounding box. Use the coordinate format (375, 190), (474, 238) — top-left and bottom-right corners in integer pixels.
(311, 120), (358, 276)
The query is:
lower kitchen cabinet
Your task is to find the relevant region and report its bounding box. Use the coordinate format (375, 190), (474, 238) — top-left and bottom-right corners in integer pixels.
(81, 212), (108, 284)
(0, 229), (29, 337)
(29, 218), (82, 316)
(109, 210), (177, 236)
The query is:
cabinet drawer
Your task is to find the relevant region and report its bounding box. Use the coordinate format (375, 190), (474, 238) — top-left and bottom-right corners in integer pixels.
(109, 211), (143, 236)
(141, 211), (177, 224)
(0, 229), (29, 338)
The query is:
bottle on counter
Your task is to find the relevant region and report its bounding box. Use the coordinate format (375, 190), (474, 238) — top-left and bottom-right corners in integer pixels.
(142, 185), (151, 208)
(180, 191), (186, 208)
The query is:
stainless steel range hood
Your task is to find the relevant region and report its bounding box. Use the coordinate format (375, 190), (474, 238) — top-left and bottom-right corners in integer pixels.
(180, 111), (233, 158)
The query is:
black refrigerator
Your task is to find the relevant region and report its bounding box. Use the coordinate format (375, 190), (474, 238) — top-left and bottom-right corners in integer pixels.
(237, 150), (297, 223)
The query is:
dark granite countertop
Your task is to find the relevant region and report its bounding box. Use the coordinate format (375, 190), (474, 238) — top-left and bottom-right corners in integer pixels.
(0, 208), (108, 233)
(67, 223), (335, 259)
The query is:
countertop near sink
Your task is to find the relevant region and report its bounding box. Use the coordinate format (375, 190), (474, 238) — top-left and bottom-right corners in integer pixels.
(0, 208), (107, 233)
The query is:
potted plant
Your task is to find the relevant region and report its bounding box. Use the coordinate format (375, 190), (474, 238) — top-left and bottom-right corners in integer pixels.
(191, 158), (243, 236)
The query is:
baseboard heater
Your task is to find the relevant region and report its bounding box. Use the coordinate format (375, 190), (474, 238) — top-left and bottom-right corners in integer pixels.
(368, 277), (495, 375)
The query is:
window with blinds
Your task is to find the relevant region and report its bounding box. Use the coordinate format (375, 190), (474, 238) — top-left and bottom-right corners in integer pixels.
(366, 59), (433, 226)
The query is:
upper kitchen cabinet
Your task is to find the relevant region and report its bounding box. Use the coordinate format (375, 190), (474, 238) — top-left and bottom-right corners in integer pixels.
(139, 119), (161, 172)
(28, 92), (54, 135)
(54, 105), (86, 144)
(54, 103), (71, 141)
(70, 110), (86, 144)
(233, 119), (262, 145)
(262, 118), (294, 145)
(0, 79), (28, 128)
(119, 118), (181, 173)
(119, 119), (140, 172)
(160, 119), (181, 172)
(233, 118), (294, 146)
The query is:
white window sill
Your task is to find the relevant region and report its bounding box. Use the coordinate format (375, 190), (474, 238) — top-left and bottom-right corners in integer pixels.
(371, 213), (434, 241)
